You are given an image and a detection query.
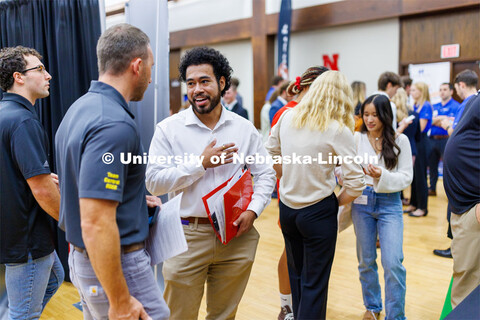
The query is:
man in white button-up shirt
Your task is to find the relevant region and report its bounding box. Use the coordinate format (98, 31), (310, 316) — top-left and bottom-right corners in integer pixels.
(146, 47), (276, 320)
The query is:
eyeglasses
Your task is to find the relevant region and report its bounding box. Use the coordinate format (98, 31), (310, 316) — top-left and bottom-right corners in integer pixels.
(20, 65), (47, 74)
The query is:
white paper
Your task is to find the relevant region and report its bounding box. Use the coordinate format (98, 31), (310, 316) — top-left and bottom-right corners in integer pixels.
(203, 167), (245, 243)
(145, 193), (187, 265)
(353, 195), (368, 205)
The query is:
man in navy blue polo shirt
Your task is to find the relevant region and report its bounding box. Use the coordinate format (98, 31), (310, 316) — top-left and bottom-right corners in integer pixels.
(0, 46), (64, 319)
(55, 24), (169, 320)
(443, 90), (480, 309)
(428, 83), (459, 196)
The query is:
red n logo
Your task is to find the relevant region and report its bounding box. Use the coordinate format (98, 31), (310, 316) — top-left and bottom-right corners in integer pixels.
(323, 54), (339, 71)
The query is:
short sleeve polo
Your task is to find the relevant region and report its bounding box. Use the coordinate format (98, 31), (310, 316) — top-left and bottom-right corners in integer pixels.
(0, 93), (54, 263)
(415, 101), (433, 133)
(55, 81), (149, 248)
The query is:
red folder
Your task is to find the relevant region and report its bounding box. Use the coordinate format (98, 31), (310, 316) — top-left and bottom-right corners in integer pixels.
(202, 168), (253, 244)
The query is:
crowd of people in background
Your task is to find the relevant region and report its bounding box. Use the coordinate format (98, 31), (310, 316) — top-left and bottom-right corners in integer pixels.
(264, 66), (478, 320)
(1, 22), (478, 320)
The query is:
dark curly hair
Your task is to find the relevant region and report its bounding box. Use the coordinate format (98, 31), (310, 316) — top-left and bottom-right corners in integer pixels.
(0, 46), (42, 91)
(178, 47), (232, 96)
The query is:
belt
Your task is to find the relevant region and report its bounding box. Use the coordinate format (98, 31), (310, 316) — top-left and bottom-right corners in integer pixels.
(74, 242), (144, 256)
(181, 217), (211, 225)
(431, 135), (449, 140)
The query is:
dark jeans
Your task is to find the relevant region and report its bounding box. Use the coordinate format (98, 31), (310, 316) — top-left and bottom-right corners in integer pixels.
(411, 133), (430, 210)
(428, 137), (448, 192)
(279, 194), (338, 320)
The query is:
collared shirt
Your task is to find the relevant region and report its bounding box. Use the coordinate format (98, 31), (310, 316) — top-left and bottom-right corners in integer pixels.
(146, 106), (276, 218)
(452, 94), (474, 130)
(269, 96), (288, 124)
(443, 91), (480, 214)
(431, 98), (460, 136)
(0, 93), (54, 263)
(223, 99), (237, 111)
(55, 81), (149, 248)
(414, 101), (433, 133)
(372, 91), (397, 128)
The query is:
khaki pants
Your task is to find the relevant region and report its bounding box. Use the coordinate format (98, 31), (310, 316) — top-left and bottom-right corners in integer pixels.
(163, 222), (259, 320)
(450, 204), (480, 309)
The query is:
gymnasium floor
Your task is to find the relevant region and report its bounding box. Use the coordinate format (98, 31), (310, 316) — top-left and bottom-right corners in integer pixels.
(41, 185), (452, 320)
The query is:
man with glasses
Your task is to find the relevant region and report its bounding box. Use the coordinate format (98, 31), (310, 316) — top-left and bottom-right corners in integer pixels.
(0, 46), (64, 319)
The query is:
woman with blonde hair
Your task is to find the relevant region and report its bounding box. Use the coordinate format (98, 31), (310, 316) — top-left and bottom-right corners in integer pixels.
(392, 88), (419, 153)
(406, 81), (433, 217)
(270, 65), (329, 320)
(271, 66), (329, 126)
(352, 81), (367, 131)
(266, 71), (365, 320)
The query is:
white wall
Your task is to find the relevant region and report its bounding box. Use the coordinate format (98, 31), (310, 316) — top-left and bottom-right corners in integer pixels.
(288, 18), (400, 95)
(266, 0), (343, 14)
(181, 40), (254, 122)
(169, 0), (252, 32)
(168, 0), (344, 31)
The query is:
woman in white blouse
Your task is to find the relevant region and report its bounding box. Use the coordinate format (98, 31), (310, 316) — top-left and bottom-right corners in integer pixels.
(352, 94), (413, 320)
(265, 71), (365, 320)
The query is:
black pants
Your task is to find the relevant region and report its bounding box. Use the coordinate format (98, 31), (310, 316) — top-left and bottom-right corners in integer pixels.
(411, 132), (430, 210)
(279, 194), (338, 320)
(428, 137), (448, 192)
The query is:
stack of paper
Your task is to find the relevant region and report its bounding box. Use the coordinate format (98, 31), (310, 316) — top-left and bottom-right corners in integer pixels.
(202, 167), (253, 244)
(145, 193), (188, 265)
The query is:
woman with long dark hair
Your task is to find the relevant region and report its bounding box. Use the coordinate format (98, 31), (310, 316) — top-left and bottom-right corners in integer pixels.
(351, 94), (413, 320)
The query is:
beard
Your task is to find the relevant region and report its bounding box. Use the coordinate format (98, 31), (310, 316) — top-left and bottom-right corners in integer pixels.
(131, 72), (150, 101)
(189, 88), (221, 115)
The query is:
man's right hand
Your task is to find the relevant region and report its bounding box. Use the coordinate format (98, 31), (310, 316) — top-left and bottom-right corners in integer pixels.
(201, 139), (237, 169)
(108, 296), (151, 320)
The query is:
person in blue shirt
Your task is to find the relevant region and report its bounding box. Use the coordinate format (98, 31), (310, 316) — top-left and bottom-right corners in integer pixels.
(55, 24), (169, 320)
(428, 83), (459, 196)
(407, 81), (432, 217)
(0, 46), (64, 319)
(265, 75), (285, 102)
(269, 81), (292, 124)
(435, 71), (478, 258)
(443, 89), (480, 310)
(441, 69), (478, 136)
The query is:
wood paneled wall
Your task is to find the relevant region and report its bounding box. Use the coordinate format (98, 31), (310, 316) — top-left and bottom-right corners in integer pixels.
(168, 0), (480, 127)
(400, 9), (480, 65)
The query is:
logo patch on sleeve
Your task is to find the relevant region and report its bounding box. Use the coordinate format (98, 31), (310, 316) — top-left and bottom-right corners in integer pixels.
(104, 172), (120, 190)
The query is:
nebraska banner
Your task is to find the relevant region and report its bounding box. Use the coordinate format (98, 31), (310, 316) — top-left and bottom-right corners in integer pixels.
(277, 0), (292, 80)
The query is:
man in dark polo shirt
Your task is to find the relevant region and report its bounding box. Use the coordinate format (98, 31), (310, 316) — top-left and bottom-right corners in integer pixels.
(443, 90), (480, 309)
(0, 46), (64, 319)
(55, 24), (169, 320)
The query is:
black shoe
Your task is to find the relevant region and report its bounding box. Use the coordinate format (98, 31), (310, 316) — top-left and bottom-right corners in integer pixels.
(433, 248), (452, 258)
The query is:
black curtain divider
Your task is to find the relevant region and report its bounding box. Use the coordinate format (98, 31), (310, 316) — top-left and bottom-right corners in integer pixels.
(0, 0), (101, 281)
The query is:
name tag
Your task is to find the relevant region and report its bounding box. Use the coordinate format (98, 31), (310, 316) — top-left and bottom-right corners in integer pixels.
(353, 195), (368, 205)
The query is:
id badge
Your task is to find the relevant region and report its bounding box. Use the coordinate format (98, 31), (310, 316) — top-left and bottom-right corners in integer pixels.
(353, 195), (368, 205)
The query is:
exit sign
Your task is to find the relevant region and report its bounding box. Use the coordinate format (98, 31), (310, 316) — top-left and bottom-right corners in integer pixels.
(441, 44), (460, 59)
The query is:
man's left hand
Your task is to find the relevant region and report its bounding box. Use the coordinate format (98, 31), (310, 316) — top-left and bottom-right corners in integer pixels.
(233, 210), (257, 238)
(146, 195), (162, 208)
